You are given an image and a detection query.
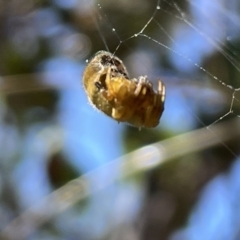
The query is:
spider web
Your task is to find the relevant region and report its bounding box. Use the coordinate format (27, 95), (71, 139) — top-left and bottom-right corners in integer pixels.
(92, 0), (240, 153)
(1, 1), (240, 239)
(83, 2), (240, 239)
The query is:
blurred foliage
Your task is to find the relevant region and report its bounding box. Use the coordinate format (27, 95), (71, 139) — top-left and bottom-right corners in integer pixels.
(0, 0), (240, 240)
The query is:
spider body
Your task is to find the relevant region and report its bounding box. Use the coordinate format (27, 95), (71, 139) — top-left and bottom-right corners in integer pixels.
(83, 51), (165, 128)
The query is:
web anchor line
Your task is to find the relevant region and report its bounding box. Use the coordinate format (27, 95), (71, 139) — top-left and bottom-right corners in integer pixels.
(95, 0), (240, 131)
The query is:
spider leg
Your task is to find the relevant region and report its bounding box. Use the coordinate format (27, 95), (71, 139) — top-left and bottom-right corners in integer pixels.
(158, 80), (166, 104)
(134, 76), (155, 97)
(134, 76), (147, 96)
(142, 81), (165, 127)
(105, 66), (129, 101)
(100, 67), (115, 101)
(105, 66), (112, 86)
(112, 106), (124, 119)
(101, 66), (130, 120)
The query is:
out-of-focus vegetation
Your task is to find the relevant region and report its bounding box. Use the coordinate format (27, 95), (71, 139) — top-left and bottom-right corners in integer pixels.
(0, 0), (240, 240)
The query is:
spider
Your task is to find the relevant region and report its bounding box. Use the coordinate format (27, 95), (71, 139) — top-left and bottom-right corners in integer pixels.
(83, 50), (165, 128)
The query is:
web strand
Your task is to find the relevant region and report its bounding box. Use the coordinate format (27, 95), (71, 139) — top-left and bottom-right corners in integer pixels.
(93, 0), (240, 155)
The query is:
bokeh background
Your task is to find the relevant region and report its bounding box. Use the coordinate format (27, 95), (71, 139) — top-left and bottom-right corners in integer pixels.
(0, 0), (240, 239)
